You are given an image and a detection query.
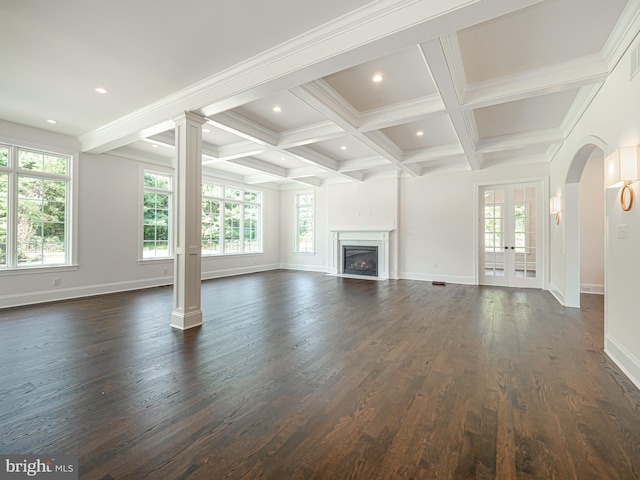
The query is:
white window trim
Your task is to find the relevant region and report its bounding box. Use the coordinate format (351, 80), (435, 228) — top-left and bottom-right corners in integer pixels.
(139, 165), (174, 261)
(0, 139), (78, 274)
(294, 190), (315, 254)
(201, 177), (264, 256)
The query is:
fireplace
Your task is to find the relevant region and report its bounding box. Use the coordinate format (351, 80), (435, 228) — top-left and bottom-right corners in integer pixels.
(329, 230), (393, 280)
(343, 246), (378, 277)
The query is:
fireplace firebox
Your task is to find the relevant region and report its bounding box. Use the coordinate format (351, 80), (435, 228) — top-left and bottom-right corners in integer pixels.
(342, 245), (378, 277)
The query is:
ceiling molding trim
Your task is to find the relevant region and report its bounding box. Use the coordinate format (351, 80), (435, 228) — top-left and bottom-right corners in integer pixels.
(602, 0), (640, 70)
(291, 81), (360, 129)
(279, 121), (345, 149)
(358, 94), (446, 132)
(289, 176), (325, 187)
(227, 157), (289, 178)
(402, 143), (465, 164)
(207, 112), (278, 146)
(79, 0), (543, 154)
(288, 145), (363, 182)
(462, 54), (609, 110)
(476, 128), (565, 154)
(338, 156), (390, 172)
(214, 141), (267, 162)
(559, 83), (604, 137)
(437, 32), (468, 100)
(419, 38), (481, 170)
(358, 130), (417, 176)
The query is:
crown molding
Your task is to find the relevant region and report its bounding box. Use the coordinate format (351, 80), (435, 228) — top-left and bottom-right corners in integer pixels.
(402, 144), (465, 164)
(79, 0), (543, 154)
(207, 111), (278, 147)
(438, 32), (468, 99)
(292, 81), (360, 129)
(227, 157), (288, 179)
(602, 0), (640, 70)
(462, 54), (609, 110)
(358, 94), (445, 132)
(279, 121), (345, 149)
(476, 128), (565, 153)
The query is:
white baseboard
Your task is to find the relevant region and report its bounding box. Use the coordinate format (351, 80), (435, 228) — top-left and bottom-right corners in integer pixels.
(279, 263), (327, 273)
(398, 271), (475, 285)
(0, 277), (172, 309)
(605, 335), (640, 392)
(201, 263), (280, 280)
(549, 283), (565, 305)
(0, 264), (282, 309)
(580, 283), (604, 295)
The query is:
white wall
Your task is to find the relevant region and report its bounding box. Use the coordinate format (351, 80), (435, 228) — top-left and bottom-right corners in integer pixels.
(0, 121), (281, 308)
(579, 151), (604, 294)
(549, 35), (640, 387)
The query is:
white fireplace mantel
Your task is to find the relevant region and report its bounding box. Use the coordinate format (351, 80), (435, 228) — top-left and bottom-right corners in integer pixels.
(328, 229), (393, 280)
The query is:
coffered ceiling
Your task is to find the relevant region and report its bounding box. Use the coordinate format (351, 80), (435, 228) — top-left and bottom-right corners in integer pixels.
(1, 0), (638, 188)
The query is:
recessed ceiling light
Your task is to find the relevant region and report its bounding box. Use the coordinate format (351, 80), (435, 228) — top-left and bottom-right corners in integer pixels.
(416, 130), (424, 136)
(47, 119), (57, 124)
(95, 87), (108, 94)
(340, 145), (347, 150)
(272, 106), (282, 113)
(151, 144), (159, 148)
(202, 128), (210, 133)
(372, 73), (383, 83)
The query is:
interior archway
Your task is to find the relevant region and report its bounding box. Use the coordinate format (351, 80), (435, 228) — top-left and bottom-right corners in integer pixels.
(563, 137), (607, 308)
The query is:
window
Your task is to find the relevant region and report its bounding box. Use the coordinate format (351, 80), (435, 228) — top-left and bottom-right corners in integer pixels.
(142, 170), (172, 259)
(0, 144), (71, 269)
(295, 192), (314, 253)
(202, 181), (262, 255)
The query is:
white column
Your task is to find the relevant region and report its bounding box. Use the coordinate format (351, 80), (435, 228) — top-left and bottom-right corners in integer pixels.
(171, 112), (206, 329)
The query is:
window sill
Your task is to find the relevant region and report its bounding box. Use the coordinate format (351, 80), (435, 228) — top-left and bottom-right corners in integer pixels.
(293, 251), (316, 255)
(0, 264), (80, 276)
(138, 257), (174, 265)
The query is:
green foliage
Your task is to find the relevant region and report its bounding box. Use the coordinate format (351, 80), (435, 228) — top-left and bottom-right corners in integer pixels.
(18, 149), (67, 174)
(0, 147), (7, 167)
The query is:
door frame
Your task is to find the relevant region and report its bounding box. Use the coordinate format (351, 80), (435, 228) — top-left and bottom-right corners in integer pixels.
(473, 177), (549, 289)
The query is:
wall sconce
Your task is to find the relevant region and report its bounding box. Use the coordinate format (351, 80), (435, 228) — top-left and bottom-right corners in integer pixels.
(550, 196), (561, 225)
(605, 145), (640, 211)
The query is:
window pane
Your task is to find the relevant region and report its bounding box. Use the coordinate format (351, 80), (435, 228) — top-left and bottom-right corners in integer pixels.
(225, 187), (242, 200)
(18, 150), (44, 171)
(244, 190), (259, 203)
(143, 171), (172, 259)
(224, 202), (241, 253)
(0, 174), (6, 266)
(203, 182), (222, 198)
(43, 154), (67, 175)
(202, 199), (221, 254)
(244, 204), (259, 252)
(0, 146), (8, 167)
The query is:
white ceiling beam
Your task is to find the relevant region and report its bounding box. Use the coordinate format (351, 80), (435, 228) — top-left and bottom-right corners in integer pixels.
(358, 130), (419, 177)
(420, 38), (482, 170)
(476, 128), (566, 154)
(289, 176), (324, 187)
(286, 165), (326, 178)
(215, 141), (267, 161)
(207, 111), (278, 146)
(291, 81), (359, 130)
(338, 156), (390, 173)
(227, 157), (288, 178)
(462, 54), (609, 110)
(79, 0), (543, 153)
(288, 146), (364, 182)
(279, 121), (345, 149)
(242, 173), (282, 185)
(402, 144), (465, 164)
(358, 95), (446, 132)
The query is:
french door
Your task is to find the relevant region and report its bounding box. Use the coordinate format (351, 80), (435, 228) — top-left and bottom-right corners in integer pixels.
(480, 183), (543, 288)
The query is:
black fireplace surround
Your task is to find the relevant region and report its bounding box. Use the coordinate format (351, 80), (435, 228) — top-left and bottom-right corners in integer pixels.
(342, 245), (378, 277)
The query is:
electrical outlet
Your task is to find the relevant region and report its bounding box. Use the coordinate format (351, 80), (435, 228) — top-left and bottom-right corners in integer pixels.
(433, 263), (438, 269)
(52, 278), (61, 286)
(163, 268), (168, 275)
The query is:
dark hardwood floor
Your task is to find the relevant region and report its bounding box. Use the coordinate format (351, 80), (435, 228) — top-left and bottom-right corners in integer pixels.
(1, 270), (639, 479)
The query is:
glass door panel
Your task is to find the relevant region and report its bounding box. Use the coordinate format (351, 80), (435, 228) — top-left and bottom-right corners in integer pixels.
(480, 183), (542, 288)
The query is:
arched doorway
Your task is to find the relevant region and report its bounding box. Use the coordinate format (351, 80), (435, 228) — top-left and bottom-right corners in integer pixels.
(563, 137), (607, 307)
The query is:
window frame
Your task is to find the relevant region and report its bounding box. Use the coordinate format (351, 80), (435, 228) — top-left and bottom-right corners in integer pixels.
(294, 191), (315, 254)
(0, 141), (77, 273)
(201, 179), (263, 256)
(140, 167), (174, 261)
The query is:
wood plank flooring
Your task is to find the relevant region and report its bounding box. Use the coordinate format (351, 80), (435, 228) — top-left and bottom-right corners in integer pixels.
(1, 270), (640, 479)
